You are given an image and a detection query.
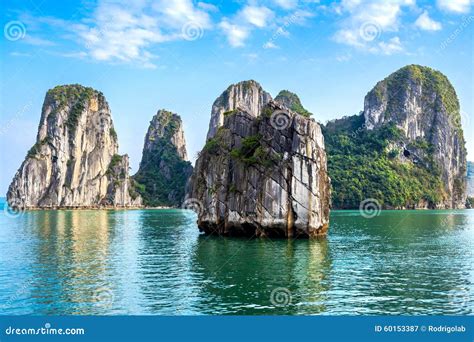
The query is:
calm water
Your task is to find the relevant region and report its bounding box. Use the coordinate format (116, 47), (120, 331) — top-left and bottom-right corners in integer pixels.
(0, 202), (472, 315)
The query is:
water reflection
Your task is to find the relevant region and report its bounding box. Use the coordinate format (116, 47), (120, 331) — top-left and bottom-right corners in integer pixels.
(30, 210), (113, 314)
(0, 208), (472, 315)
(192, 236), (331, 314)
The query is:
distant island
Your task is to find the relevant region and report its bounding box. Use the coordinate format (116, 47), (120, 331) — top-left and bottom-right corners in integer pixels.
(5, 65), (470, 238)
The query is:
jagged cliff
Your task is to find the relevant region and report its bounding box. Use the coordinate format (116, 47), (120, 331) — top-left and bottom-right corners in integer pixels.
(323, 65), (467, 209)
(206, 80), (272, 140)
(7, 85), (142, 208)
(133, 110), (193, 207)
(188, 81), (330, 238)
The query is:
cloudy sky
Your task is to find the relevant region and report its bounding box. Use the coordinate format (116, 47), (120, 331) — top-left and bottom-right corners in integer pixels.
(1, 0), (473, 195)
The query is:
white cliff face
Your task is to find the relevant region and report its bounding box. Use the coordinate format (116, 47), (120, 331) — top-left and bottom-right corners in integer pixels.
(7, 85), (142, 208)
(206, 80), (273, 140)
(189, 100), (331, 238)
(363, 65), (467, 208)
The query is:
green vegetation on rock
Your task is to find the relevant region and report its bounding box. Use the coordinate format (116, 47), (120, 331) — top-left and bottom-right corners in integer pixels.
(27, 137), (52, 158)
(275, 90), (312, 117)
(46, 84), (99, 139)
(322, 114), (446, 209)
(133, 111), (192, 207)
(370, 65), (462, 132)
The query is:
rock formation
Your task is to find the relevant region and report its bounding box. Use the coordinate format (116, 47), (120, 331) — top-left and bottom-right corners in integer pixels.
(323, 65), (467, 209)
(364, 65), (467, 208)
(275, 90), (312, 117)
(133, 110), (193, 207)
(7, 84), (142, 208)
(188, 85), (331, 238)
(206, 80), (272, 140)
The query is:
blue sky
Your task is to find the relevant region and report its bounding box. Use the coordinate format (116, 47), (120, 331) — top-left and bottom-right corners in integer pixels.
(1, 0), (473, 195)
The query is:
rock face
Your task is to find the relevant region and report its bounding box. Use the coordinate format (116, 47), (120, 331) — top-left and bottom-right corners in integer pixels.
(363, 65), (467, 208)
(133, 110), (193, 207)
(7, 84), (142, 208)
(206, 80), (272, 140)
(188, 94), (330, 238)
(275, 90), (312, 117)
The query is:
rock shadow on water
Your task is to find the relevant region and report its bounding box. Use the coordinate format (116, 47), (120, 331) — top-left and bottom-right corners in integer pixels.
(190, 234), (332, 315)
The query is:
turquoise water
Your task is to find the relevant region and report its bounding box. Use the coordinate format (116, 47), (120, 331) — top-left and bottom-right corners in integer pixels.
(0, 202), (472, 315)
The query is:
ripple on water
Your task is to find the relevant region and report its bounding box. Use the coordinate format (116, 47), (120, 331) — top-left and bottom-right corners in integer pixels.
(0, 208), (472, 315)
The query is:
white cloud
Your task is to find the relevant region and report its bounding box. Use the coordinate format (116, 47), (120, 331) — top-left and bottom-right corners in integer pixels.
(377, 36), (403, 55)
(197, 2), (219, 12)
(219, 5), (274, 47)
(333, 0), (413, 54)
(415, 10), (442, 31)
(73, 0), (213, 67)
(437, 0), (471, 14)
(10, 51), (32, 57)
(22, 36), (56, 46)
(241, 6), (274, 28)
(336, 53), (352, 62)
(263, 41), (279, 49)
(273, 0), (298, 10)
(219, 19), (249, 47)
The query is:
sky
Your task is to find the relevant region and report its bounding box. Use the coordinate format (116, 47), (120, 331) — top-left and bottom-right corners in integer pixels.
(1, 0), (473, 195)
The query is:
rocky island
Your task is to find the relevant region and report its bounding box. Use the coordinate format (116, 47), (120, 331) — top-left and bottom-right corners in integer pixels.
(323, 65), (467, 209)
(7, 85), (142, 208)
(187, 80), (331, 238)
(5, 65), (469, 227)
(133, 110), (193, 207)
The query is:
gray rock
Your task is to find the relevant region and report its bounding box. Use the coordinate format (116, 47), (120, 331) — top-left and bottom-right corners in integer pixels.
(133, 110), (193, 207)
(363, 65), (467, 208)
(7, 85), (142, 208)
(188, 97), (330, 238)
(206, 80), (272, 140)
